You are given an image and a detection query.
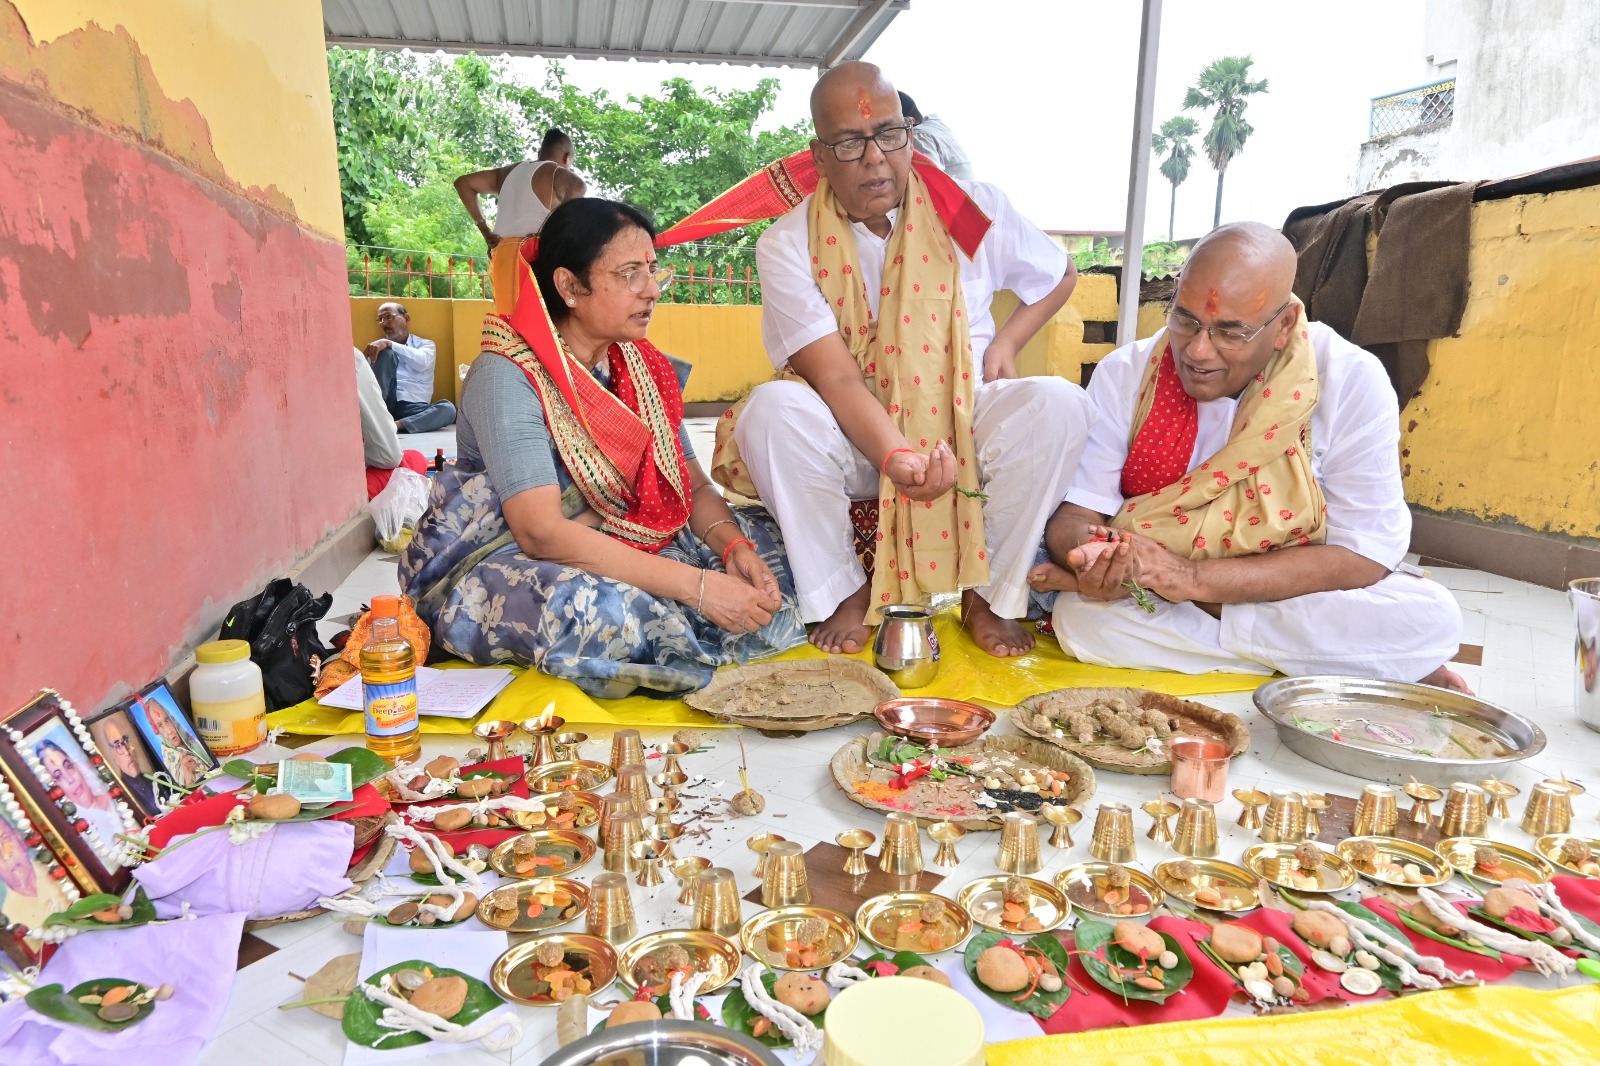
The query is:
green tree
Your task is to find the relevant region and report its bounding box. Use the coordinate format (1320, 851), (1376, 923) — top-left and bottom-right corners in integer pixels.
(1151, 115), (1200, 240)
(1182, 56), (1270, 229)
(326, 48), (436, 245)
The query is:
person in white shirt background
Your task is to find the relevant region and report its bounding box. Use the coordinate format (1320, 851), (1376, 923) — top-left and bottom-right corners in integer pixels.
(364, 302), (457, 434)
(899, 90), (973, 181)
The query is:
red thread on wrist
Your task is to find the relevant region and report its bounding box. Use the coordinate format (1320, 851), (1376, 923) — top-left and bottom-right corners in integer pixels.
(722, 538), (756, 569)
(882, 447), (915, 476)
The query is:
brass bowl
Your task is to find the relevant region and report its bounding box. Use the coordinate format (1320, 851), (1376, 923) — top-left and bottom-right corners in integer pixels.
(854, 891), (972, 954)
(1242, 842), (1359, 894)
(476, 877), (589, 932)
(489, 829), (597, 877)
(1054, 862), (1163, 919)
(739, 906), (858, 971)
(1437, 836), (1555, 885)
(528, 759), (615, 793)
(617, 930), (742, 994)
(1335, 835), (1452, 889)
(491, 933), (616, 1006)
(873, 698), (996, 748)
(1152, 858), (1260, 912)
(1535, 834), (1600, 877)
(954, 875), (1069, 934)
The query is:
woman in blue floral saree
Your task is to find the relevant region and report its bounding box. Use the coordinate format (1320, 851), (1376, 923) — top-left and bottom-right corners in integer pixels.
(401, 200), (805, 698)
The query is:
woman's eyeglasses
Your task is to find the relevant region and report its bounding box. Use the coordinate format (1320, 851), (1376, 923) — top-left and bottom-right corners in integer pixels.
(611, 265), (675, 294)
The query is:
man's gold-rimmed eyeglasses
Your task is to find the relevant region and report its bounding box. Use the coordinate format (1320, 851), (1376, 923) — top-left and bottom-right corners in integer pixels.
(1165, 300), (1291, 352)
(820, 123), (913, 162)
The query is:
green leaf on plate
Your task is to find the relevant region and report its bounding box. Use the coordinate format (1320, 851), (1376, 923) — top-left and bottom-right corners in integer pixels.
(1468, 905), (1600, 961)
(1331, 901), (1408, 990)
(1395, 908), (1504, 960)
(341, 961), (503, 1049)
(722, 971), (827, 1048)
(326, 747), (393, 789)
(962, 929), (1071, 1019)
(45, 887), (158, 931)
(859, 950), (935, 975)
(26, 980), (155, 1031)
(1075, 918), (1194, 1005)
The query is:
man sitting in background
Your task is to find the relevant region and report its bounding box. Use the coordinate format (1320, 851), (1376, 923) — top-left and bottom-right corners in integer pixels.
(899, 91), (973, 180)
(1029, 222), (1466, 689)
(365, 302), (457, 434)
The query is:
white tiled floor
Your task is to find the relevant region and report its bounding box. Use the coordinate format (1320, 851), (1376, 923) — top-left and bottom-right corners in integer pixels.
(197, 434), (1600, 1063)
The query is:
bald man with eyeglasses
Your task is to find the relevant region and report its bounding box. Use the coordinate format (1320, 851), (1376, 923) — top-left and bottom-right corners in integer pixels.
(1029, 222), (1466, 690)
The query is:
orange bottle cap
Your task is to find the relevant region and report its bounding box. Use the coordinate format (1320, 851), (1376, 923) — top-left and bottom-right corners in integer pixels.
(370, 594), (401, 618)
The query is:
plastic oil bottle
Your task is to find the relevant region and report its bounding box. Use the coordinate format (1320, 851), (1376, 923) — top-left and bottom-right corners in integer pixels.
(360, 594), (421, 764)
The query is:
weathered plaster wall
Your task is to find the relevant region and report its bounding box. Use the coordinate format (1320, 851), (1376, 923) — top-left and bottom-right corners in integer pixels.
(0, 0), (361, 714)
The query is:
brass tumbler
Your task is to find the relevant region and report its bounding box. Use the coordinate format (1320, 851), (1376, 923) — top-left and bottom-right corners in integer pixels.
(1173, 798), (1220, 858)
(1438, 782), (1488, 838)
(587, 871), (637, 944)
(929, 821), (966, 866)
(692, 868), (743, 940)
(1041, 805), (1081, 849)
(878, 812), (925, 875)
(610, 729), (645, 772)
(761, 840), (811, 907)
(748, 832), (785, 879)
(1521, 781), (1575, 836)
(614, 762), (651, 811)
(599, 795), (638, 851)
(1352, 785), (1400, 837)
(997, 811), (1042, 875)
(1088, 802), (1138, 864)
(1260, 790), (1309, 844)
(603, 812), (645, 874)
(674, 856), (711, 906)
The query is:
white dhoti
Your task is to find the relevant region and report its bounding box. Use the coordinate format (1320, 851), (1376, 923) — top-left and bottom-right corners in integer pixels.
(1049, 571), (1463, 682)
(735, 376), (1093, 623)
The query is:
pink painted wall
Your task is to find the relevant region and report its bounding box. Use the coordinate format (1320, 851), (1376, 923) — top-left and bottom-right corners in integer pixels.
(0, 19), (363, 714)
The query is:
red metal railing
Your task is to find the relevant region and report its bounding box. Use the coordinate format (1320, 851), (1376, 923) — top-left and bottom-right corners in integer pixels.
(662, 264), (758, 305)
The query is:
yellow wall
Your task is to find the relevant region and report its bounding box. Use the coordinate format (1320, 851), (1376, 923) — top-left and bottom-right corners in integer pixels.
(1403, 185), (1600, 538)
(9, 0), (343, 237)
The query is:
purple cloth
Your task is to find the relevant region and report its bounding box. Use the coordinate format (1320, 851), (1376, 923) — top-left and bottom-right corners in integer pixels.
(0, 911), (245, 1066)
(133, 820), (355, 919)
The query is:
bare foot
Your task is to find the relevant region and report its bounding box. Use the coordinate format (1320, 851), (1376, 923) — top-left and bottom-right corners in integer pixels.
(1418, 664), (1474, 694)
(962, 589), (1034, 657)
(810, 583), (872, 654)
(1026, 561), (1076, 593)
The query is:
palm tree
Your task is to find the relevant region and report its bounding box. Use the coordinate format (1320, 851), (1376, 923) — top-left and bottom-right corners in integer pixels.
(1182, 56), (1270, 229)
(1151, 115), (1200, 240)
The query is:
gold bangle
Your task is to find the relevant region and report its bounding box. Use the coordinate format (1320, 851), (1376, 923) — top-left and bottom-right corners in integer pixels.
(695, 568), (707, 614)
(699, 518), (738, 545)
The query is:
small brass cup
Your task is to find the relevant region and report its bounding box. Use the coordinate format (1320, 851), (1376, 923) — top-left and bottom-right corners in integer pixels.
(553, 731), (588, 762)
(633, 840), (666, 887)
(652, 770), (688, 807)
(747, 832), (786, 879)
(587, 871), (637, 944)
(646, 797), (679, 831)
(836, 830), (875, 876)
(1173, 798), (1220, 858)
(520, 715), (566, 770)
(471, 719), (517, 762)
(660, 742), (691, 777)
(1232, 788), (1269, 831)
(1404, 781), (1444, 824)
(1352, 785), (1400, 838)
(1260, 790), (1309, 844)
(997, 811), (1042, 875)
(761, 839), (811, 907)
(1303, 793), (1329, 839)
(603, 812), (645, 874)
(674, 856), (712, 906)
(1088, 802), (1138, 864)
(1481, 778), (1521, 820)
(693, 867), (743, 941)
(646, 824), (680, 863)
(928, 821), (966, 866)
(1439, 782), (1488, 838)
(1142, 799), (1180, 843)
(1041, 804), (1082, 849)
(1521, 781), (1575, 836)
(609, 729), (645, 773)
(878, 811), (925, 875)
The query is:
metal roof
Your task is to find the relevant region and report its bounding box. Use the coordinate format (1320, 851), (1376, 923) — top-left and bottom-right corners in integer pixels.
(324, 0), (908, 68)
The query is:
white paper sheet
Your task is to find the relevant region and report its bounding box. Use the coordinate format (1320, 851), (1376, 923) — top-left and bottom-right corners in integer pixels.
(347, 926), (515, 1064)
(318, 666), (515, 719)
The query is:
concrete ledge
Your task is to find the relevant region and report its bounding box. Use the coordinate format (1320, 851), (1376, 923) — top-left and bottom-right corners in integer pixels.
(1410, 508), (1600, 590)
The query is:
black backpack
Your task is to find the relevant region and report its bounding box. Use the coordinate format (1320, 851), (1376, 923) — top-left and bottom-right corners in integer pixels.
(219, 578), (333, 710)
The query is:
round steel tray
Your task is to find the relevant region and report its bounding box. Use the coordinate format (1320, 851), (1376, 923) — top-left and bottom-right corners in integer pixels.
(1252, 675), (1545, 785)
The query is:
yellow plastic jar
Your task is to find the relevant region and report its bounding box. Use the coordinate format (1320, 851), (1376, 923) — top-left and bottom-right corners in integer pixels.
(823, 976), (985, 1066)
(190, 639), (267, 757)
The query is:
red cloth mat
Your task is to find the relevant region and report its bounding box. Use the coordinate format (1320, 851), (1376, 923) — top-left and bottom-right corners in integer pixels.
(1362, 896), (1529, 980)
(146, 783), (388, 851)
(1553, 875), (1600, 922)
(395, 756), (530, 810)
(1039, 916), (1235, 1034)
(1231, 906), (1386, 1005)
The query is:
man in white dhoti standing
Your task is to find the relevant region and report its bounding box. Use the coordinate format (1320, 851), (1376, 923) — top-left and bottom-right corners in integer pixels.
(1028, 222), (1467, 690)
(712, 62), (1091, 657)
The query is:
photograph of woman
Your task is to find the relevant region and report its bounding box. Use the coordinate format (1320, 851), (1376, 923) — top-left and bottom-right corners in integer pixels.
(21, 721), (126, 856)
(0, 767), (77, 953)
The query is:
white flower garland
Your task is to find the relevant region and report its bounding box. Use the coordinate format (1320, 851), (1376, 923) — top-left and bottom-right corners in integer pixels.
(6, 695), (140, 869)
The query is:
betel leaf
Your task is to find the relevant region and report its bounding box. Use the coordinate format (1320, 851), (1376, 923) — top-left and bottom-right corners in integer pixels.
(962, 929), (1071, 1019)
(26, 980), (155, 1031)
(1468, 905), (1600, 961)
(326, 747), (393, 789)
(859, 950), (935, 975)
(45, 887), (158, 931)
(341, 961), (504, 1049)
(1395, 908), (1504, 961)
(1331, 902), (1408, 991)
(1074, 919), (1194, 1005)
(721, 971), (828, 1049)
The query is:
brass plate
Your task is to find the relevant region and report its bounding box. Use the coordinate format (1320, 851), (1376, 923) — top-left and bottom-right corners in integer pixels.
(432, 791), (601, 834)
(1054, 862), (1164, 918)
(738, 906), (858, 971)
(1152, 858), (1260, 912)
(1243, 843), (1359, 894)
(955, 875), (1069, 934)
(477, 877), (588, 933)
(491, 932), (618, 1006)
(1335, 835), (1452, 889)
(528, 759), (614, 793)
(854, 892), (973, 955)
(617, 929), (742, 994)
(1535, 834), (1600, 878)
(1437, 836), (1555, 886)
(490, 829), (597, 877)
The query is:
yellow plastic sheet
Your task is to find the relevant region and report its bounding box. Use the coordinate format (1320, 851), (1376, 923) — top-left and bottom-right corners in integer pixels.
(266, 608), (1265, 736)
(988, 984), (1600, 1066)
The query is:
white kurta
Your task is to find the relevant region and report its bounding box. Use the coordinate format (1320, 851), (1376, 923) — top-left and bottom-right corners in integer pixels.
(1048, 324), (1462, 682)
(740, 183), (1089, 623)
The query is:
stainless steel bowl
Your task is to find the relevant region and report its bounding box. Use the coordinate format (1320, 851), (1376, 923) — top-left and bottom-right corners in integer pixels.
(1253, 675), (1545, 786)
(540, 1019), (783, 1066)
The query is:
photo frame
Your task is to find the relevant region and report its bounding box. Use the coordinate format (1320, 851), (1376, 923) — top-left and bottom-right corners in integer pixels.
(0, 757), (83, 965)
(125, 681), (218, 790)
(0, 690), (141, 895)
(85, 702), (172, 822)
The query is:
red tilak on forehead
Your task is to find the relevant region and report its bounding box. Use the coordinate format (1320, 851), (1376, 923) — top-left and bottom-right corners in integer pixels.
(856, 88), (872, 120)
(1204, 288), (1220, 316)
